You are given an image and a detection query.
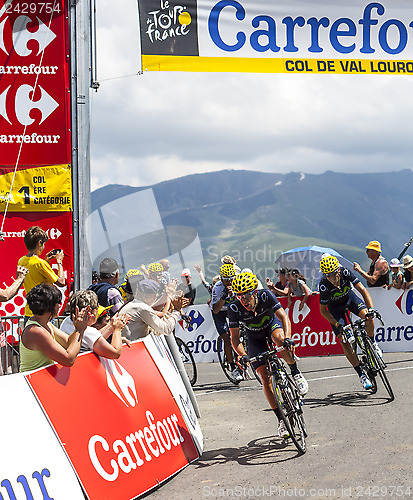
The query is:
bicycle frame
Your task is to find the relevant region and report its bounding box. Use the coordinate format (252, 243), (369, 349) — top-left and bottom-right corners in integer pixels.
(249, 346), (307, 454)
(344, 311), (394, 401)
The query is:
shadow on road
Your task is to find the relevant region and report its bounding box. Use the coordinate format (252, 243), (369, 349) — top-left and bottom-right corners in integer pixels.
(194, 435), (303, 469)
(304, 390), (393, 408)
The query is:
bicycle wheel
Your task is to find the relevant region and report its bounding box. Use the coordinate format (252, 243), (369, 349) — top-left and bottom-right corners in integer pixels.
(364, 336), (394, 401)
(272, 372), (307, 454)
(355, 335), (378, 393)
(175, 337), (197, 387)
(217, 336), (241, 385)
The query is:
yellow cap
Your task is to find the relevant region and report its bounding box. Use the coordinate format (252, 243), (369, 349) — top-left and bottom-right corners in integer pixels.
(366, 241), (381, 253)
(97, 305), (113, 319)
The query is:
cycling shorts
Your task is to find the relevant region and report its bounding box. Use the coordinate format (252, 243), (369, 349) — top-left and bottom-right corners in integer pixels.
(246, 319), (283, 369)
(212, 310), (228, 336)
(327, 290), (367, 335)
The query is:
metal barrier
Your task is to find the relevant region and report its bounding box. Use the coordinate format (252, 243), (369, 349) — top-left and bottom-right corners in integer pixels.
(0, 315), (67, 375)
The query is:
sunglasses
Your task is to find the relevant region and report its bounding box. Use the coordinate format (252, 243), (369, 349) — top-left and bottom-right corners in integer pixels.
(237, 291), (254, 301)
(324, 268), (340, 277)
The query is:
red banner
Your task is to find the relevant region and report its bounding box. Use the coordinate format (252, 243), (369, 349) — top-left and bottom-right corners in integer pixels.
(26, 342), (199, 500)
(279, 294), (343, 356)
(0, 0), (73, 310)
(0, 0), (71, 166)
(0, 212), (73, 317)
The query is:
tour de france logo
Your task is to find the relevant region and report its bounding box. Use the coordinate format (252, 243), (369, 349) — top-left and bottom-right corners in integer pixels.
(140, 0), (199, 56)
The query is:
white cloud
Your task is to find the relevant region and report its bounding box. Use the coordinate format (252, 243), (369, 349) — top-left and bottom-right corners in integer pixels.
(90, 0), (413, 189)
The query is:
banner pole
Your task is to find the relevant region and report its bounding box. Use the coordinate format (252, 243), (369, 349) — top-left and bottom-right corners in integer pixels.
(165, 334), (201, 418)
(71, 0), (92, 291)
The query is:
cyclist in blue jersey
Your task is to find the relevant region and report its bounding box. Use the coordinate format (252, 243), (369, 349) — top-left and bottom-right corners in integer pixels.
(318, 255), (382, 390)
(228, 271), (308, 439)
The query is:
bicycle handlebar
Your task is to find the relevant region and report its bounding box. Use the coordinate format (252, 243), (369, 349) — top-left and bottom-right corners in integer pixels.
(248, 343), (293, 364)
(352, 309), (384, 327)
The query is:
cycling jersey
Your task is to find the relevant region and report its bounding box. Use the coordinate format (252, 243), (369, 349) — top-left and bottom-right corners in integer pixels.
(210, 280), (233, 312)
(319, 267), (366, 335)
(228, 289), (283, 369)
(319, 267), (360, 306)
(228, 289), (282, 338)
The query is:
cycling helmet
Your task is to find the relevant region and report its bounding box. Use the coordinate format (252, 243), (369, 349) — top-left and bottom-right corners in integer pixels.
(219, 263), (236, 280)
(148, 262), (163, 274)
(126, 268), (142, 278)
(231, 271), (258, 294)
(320, 255), (340, 274)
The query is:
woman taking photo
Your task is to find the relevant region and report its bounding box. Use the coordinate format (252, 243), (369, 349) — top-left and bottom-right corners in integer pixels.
(20, 284), (88, 372)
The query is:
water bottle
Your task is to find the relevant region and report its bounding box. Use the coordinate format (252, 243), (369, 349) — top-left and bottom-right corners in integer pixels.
(343, 325), (355, 343)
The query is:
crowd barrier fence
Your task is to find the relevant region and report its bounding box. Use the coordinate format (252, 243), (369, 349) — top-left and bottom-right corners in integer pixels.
(0, 334), (203, 499)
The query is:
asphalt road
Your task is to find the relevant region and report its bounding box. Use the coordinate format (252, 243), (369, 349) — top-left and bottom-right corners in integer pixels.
(146, 353), (413, 500)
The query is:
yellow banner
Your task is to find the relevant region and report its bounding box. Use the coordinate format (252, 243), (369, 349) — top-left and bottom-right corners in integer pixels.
(142, 56), (413, 75)
(0, 165), (72, 212)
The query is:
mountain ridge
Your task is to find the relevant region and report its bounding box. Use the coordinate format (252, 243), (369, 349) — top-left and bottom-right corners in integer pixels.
(91, 169), (413, 282)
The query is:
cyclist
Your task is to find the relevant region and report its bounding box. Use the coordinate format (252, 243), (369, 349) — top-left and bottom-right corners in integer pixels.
(318, 255), (383, 390)
(210, 263), (243, 382)
(228, 271), (309, 439)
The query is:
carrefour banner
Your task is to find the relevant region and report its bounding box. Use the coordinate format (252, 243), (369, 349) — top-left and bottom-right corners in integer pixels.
(0, 0), (71, 165)
(138, 0), (413, 75)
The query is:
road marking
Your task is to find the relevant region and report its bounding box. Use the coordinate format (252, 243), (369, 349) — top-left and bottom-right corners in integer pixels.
(196, 364), (413, 396)
(308, 364), (413, 382)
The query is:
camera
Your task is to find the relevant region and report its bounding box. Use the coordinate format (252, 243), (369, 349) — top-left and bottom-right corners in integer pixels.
(51, 249), (62, 255)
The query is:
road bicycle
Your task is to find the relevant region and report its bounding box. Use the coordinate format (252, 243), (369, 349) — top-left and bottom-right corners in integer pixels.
(343, 310), (394, 401)
(217, 324), (261, 385)
(249, 345), (307, 454)
(175, 314), (197, 386)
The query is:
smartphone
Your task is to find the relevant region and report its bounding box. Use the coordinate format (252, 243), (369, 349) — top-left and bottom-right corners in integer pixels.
(51, 249), (62, 255)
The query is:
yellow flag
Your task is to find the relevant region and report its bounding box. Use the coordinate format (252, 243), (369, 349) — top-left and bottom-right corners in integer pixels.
(0, 165), (72, 212)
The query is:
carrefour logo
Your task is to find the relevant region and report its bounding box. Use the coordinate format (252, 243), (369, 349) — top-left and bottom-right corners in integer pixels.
(100, 359), (138, 408)
(208, 1), (413, 56)
(395, 290), (413, 315)
(179, 309), (205, 332)
(0, 14), (56, 57)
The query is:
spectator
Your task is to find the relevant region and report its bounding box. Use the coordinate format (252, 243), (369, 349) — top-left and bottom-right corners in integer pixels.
(121, 279), (186, 341)
(19, 284), (88, 372)
(353, 240), (389, 287)
(146, 262), (164, 283)
(387, 258), (404, 290)
(266, 268), (289, 297)
(0, 266), (28, 302)
(0, 265), (28, 375)
(139, 260), (170, 285)
(18, 226), (66, 320)
(118, 269), (144, 303)
(177, 268), (196, 305)
(286, 269), (312, 311)
(160, 259), (171, 285)
(194, 264), (213, 295)
(221, 255), (241, 274)
(89, 258), (123, 315)
(60, 290), (130, 359)
(92, 305), (112, 330)
(145, 262), (171, 310)
(402, 255), (413, 289)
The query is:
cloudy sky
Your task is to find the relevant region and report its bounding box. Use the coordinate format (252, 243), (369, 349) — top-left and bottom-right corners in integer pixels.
(90, 0), (413, 191)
